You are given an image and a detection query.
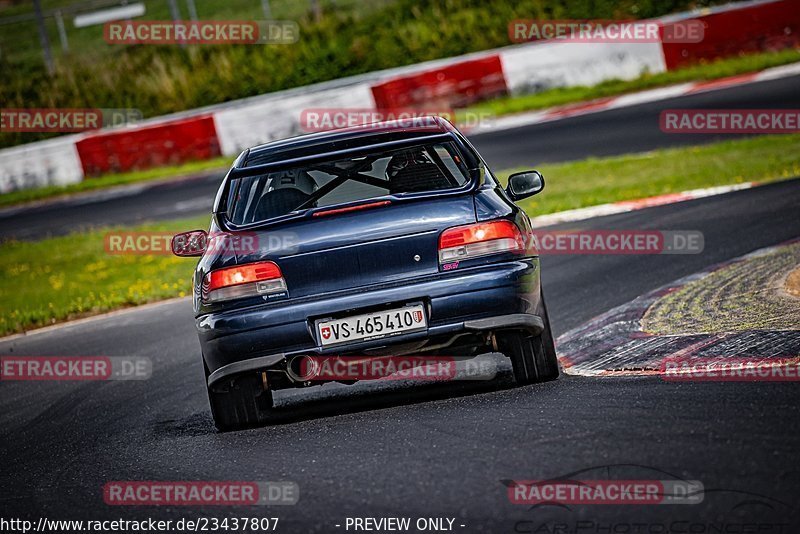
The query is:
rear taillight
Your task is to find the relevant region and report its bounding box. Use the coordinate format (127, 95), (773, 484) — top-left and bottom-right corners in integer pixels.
(438, 220), (525, 264)
(203, 261), (286, 303)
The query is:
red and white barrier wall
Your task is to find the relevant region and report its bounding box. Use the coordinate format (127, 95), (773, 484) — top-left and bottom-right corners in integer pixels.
(371, 56), (509, 109)
(1, 0), (797, 194)
(76, 115), (220, 176)
(0, 135), (84, 192)
(213, 82), (376, 156)
(660, 0), (800, 70)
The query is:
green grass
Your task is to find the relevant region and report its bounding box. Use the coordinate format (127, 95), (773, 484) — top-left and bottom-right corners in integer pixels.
(0, 156), (231, 208)
(0, 216), (208, 337)
(0, 0), (393, 66)
(469, 48), (800, 118)
(3, 48), (797, 210)
(642, 242), (800, 335)
(5, 51), (799, 211)
(504, 134), (800, 215)
(1, 134), (799, 337)
(1, 0), (725, 149)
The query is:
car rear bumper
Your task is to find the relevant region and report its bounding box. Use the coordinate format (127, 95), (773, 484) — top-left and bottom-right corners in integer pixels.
(198, 259), (541, 385)
(206, 312), (543, 386)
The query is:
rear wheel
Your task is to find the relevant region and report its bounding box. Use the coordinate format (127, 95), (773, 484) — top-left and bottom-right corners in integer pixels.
(499, 291), (559, 384)
(205, 366), (275, 431)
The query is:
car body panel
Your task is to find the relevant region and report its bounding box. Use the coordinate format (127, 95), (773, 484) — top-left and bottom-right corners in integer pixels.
(191, 116), (544, 386)
(231, 195), (476, 299)
(200, 259), (541, 381)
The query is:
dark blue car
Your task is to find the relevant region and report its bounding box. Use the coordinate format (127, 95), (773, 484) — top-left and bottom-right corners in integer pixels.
(172, 116), (558, 430)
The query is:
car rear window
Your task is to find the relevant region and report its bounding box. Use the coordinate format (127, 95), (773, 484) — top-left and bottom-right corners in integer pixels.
(226, 142), (470, 225)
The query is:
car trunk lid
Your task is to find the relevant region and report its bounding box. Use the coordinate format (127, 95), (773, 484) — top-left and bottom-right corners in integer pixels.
(235, 196), (476, 299)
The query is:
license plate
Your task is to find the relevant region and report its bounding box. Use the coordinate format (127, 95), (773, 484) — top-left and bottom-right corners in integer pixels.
(317, 304), (427, 347)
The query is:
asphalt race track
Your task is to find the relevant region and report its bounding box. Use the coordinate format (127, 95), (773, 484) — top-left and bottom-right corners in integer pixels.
(2, 176), (800, 530)
(2, 73), (798, 241)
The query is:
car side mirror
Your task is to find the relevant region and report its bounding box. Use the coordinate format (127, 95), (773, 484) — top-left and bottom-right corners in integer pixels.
(506, 170), (544, 201)
(171, 230), (208, 257)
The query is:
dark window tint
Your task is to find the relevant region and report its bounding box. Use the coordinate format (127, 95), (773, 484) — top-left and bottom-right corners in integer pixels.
(227, 143), (469, 225)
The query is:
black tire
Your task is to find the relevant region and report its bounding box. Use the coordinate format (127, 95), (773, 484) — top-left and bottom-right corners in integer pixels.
(499, 291), (559, 385)
(206, 369), (274, 432)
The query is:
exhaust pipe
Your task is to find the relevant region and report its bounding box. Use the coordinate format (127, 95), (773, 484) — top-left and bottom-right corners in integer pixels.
(286, 355), (320, 383)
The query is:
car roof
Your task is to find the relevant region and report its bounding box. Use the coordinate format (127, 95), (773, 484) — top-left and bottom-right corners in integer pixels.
(240, 115), (458, 167)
